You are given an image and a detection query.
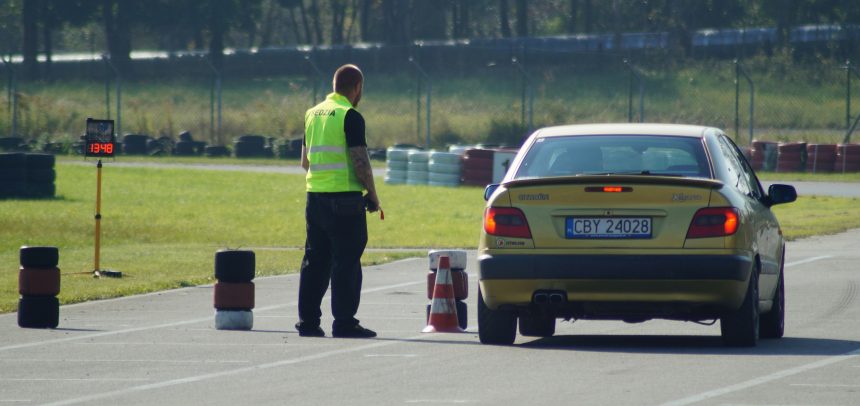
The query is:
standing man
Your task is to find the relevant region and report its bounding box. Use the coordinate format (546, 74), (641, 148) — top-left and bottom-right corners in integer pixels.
(296, 64), (380, 338)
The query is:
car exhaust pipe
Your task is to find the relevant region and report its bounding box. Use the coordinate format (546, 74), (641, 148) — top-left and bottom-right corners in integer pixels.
(533, 293), (549, 304)
(549, 293), (566, 304)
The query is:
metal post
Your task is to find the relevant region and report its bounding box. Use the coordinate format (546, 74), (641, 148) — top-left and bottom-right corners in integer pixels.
(104, 56), (121, 137)
(205, 58), (223, 144)
(624, 59), (644, 123)
(512, 57), (534, 132)
(1, 56), (16, 138)
(104, 57), (110, 119)
(409, 57), (431, 149)
(735, 60), (755, 145)
(304, 52), (324, 105)
(94, 159), (102, 273)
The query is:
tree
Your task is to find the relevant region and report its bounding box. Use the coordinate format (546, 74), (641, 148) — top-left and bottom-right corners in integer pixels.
(22, 0), (38, 79)
(499, 0), (511, 38)
(515, 0), (527, 37)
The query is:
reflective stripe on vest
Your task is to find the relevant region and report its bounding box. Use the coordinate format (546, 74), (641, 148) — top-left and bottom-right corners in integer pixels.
(304, 93), (364, 192)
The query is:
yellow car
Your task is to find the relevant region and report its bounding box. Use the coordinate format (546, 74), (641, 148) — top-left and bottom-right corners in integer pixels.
(478, 123), (796, 346)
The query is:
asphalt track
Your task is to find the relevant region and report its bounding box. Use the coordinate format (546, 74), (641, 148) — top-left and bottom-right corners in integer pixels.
(2, 227), (860, 405)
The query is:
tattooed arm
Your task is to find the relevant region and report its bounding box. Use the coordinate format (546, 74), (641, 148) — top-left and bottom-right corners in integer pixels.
(349, 146), (380, 212)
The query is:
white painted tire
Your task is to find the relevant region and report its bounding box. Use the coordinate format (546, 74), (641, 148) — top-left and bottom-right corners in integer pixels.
(429, 152), (461, 165)
(408, 150), (430, 163)
(386, 148), (410, 162)
(387, 160), (407, 171)
(215, 310), (253, 330)
(407, 162), (429, 172)
(428, 162), (462, 175)
(386, 169), (407, 179)
(428, 250), (468, 270)
(385, 176), (407, 184)
(448, 145), (471, 155)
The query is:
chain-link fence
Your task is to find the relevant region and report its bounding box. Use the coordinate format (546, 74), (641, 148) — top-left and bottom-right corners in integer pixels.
(0, 43), (858, 155)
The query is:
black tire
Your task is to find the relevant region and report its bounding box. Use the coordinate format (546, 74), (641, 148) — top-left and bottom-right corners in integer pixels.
(518, 311), (556, 337)
(18, 296), (59, 329)
(424, 300), (468, 330)
(214, 250), (255, 282)
(24, 153), (55, 170)
(20, 246), (59, 268)
(760, 271), (785, 339)
(123, 134), (149, 155)
(0, 152), (26, 167)
(0, 181), (26, 199)
(0, 166), (25, 181)
(238, 134), (266, 146)
(26, 169), (55, 183)
(173, 141), (195, 156)
(205, 146), (230, 157)
(25, 183), (56, 199)
(477, 288), (516, 345)
(179, 131), (193, 142)
(721, 266), (760, 347)
(234, 141), (264, 158)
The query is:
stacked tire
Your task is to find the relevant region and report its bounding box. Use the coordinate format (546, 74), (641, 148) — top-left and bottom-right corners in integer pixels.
(836, 144), (860, 173)
(233, 135), (270, 158)
(426, 250), (468, 330)
(407, 150), (430, 185)
(750, 141), (777, 171)
(428, 152), (462, 187)
(205, 145), (231, 157)
(122, 134), (149, 155)
(214, 250), (256, 330)
(18, 246), (60, 329)
(0, 153), (55, 199)
(776, 142), (806, 172)
(385, 147), (409, 184)
(461, 148), (494, 186)
(806, 144), (837, 173)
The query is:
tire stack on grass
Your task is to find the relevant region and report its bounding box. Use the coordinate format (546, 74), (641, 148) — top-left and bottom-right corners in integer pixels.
(426, 250), (468, 330)
(173, 131), (196, 156)
(214, 250), (255, 330)
(24, 153), (56, 199)
(461, 148), (494, 186)
(122, 134), (149, 155)
(385, 147), (409, 184)
(205, 145), (230, 157)
(836, 144), (860, 173)
(427, 152), (462, 187)
(750, 141), (777, 171)
(776, 142), (806, 172)
(233, 135), (267, 158)
(407, 150), (430, 185)
(806, 144), (837, 173)
(17, 246), (60, 329)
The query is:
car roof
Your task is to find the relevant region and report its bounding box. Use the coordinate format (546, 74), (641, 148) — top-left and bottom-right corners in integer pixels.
(534, 123), (714, 138)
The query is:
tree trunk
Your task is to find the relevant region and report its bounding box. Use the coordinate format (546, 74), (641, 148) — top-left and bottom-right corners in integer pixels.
(583, 0), (592, 33)
(208, 0), (227, 70)
(41, 7), (53, 80)
(287, 6), (303, 43)
(345, 0), (358, 43)
(103, 0), (132, 75)
(567, 0), (577, 33)
(515, 0), (527, 37)
(309, 0), (323, 44)
(298, 1), (312, 44)
(23, 0), (39, 80)
(360, 0), (370, 41)
(461, 0), (470, 38)
(499, 0), (511, 38)
(329, 0), (346, 44)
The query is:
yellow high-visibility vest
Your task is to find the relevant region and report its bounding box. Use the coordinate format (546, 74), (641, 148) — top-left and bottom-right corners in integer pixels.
(304, 92), (364, 192)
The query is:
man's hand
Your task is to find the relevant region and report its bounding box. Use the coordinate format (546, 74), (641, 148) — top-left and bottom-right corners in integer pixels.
(349, 146), (381, 213)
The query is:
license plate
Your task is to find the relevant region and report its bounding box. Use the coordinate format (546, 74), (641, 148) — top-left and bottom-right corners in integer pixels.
(565, 217), (652, 239)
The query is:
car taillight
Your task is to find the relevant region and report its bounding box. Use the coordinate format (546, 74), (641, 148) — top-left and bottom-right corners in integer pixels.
(484, 207), (532, 239)
(686, 207), (739, 238)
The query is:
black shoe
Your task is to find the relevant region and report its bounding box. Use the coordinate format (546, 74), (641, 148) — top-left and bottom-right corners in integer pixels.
(295, 322), (325, 337)
(332, 324), (377, 338)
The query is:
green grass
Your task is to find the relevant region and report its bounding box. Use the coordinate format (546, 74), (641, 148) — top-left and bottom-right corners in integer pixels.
(5, 58), (858, 150)
(2, 162), (858, 313)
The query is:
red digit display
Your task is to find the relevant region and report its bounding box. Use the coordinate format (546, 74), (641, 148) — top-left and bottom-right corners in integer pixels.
(84, 118), (116, 158)
(86, 142), (115, 157)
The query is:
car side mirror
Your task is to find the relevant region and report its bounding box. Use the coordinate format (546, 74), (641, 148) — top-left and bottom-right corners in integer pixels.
(766, 184), (797, 206)
(484, 184), (500, 201)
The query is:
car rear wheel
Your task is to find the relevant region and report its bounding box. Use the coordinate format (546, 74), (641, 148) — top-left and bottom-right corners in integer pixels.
(477, 288), (516, 345)
(760, 270), (785, 339)
(721, 267), (760, 347)
(518, 311), (556, 337)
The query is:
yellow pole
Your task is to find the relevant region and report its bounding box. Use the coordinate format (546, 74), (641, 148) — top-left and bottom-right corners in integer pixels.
(94, 159), (102, 274)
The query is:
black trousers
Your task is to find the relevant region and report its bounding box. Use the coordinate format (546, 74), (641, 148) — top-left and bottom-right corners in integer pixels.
(298, 192), (368, 329)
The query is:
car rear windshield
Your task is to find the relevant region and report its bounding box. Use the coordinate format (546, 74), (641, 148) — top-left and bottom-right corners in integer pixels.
(514, 135), (711, 179)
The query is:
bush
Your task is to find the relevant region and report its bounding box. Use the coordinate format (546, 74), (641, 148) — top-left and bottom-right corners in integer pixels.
(486, 118), (527, 147)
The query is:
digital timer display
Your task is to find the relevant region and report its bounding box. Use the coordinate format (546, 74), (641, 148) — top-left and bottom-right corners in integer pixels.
(85, 118), (116, 158)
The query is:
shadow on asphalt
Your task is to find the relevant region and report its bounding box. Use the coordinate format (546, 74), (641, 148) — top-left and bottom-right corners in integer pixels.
(52, 327), (105, 332)
(519, 334), (860, 356)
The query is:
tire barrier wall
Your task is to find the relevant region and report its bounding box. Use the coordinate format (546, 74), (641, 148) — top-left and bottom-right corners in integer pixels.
(806, 144), (838, 173)
(407, 150), (430, 185)
(461, 148), (494, 186)
(775, 142), (807, 173)
(213, 249), (256, 330)
(0, 153), (56, 199)
(18, 246), (60, 329)
(427, 152), (462, 187)
(384, 147), (409, 185)
(426, 250), (469, 330)
(836, 144), (860, 173)
(233, 135), (273, 158)
(750, 140), (778, 171)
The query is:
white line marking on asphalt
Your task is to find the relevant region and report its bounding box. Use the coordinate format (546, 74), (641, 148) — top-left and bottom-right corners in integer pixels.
(0, 359), (249, 364)
(405, 401), (477, 404)
(41, 333), (430, 406)
(0, 378), (150, 382)
(364, 354), (418, 358)
(785, 255), (833, 267)
(660, 347), (860, 406)
(0, 280), (423, 354)
(0, 400), (31, 403)
(789, 383), (860, 388)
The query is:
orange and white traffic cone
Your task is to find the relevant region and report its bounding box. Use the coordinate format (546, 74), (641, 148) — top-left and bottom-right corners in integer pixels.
(423, 256), (465, 333)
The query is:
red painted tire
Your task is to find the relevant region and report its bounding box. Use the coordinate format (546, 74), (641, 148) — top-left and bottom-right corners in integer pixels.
(777, 142), (806, 153)
(464, 148), (494, 159)
(18, 267), (60, 296)
(214, 282), (255, 310)
(426, 271), (468, 300)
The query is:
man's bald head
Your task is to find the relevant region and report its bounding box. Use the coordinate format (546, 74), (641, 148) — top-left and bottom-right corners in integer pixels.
(333, 64), (363, 95)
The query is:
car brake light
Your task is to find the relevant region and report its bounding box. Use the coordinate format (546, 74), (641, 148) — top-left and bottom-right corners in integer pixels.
(686, 207), (739, 238)
(585, 186), (632, 193)
(484, 207), (532, 239)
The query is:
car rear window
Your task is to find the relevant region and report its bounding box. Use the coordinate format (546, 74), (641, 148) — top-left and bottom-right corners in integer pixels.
(514, 135), (711, 179)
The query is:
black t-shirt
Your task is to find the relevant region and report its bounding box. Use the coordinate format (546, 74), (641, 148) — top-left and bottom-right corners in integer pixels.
(304, 108), (366, 148)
